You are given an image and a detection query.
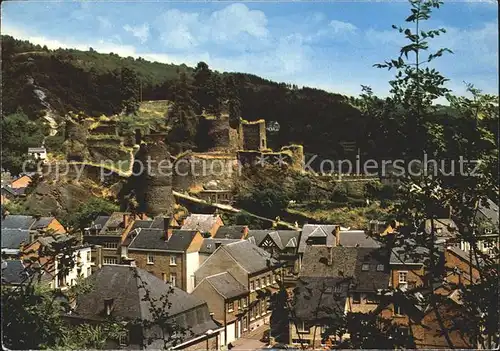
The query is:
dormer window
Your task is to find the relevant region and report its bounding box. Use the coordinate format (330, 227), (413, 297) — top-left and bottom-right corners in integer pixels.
(376, 264), (384, 271)
(361, 264), (369, 271)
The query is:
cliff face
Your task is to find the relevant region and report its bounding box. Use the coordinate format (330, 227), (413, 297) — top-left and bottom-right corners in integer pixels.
(133, 136), (175, 216)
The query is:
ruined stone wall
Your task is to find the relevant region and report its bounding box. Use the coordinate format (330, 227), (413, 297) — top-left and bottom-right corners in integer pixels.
(88, 146), (129, 163)
(206, 118), (231, 151)
(237, 150), (293, 168)
(196, 116), (242, 152)
(280, 145), (304, 170)
(90, 122), (118, 136)
(173, 153), (238, 192)
(241, 120), (267, 151)
(134, 140), (174, 216)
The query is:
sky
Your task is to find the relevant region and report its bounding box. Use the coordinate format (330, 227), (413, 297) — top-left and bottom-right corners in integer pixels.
(2, 0), (498, 98)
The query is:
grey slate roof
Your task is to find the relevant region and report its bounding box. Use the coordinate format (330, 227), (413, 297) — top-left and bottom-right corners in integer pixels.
(424, 219), (458, 239)
(390, 246), (429, 265)
(478, 198), (499, 226)
(129, 220), (154, 231)
(1, 185), (17, 196)
(1, 260), (26, 284)
(199, 238), (240, 255)
(222, 241), (278, 274)
(213, 226), (248, 239)
(1, 260), (51, 285)
(293, 277), (348, 320)
(1, 228), (30, 249)
(31, 217), (55, 230)
(339, 230), (381, 248)
(246, 230), (269, 246)
(1, 215), (36, 230)
(72, 265), (218, 344)
(204, 272), (249, 299)
(89, 215), (110, 231)
(300, 246), (390, 292)
(298, 224), (338, 253)
(181, 214), (220, 233)
(100, 212), (129, 233)
(246, 230), (300, 251)
(128, 229), (197, 252)
(150, 216), (173, 229)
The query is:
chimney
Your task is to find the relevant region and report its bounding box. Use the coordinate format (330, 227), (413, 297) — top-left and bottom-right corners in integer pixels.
(123, 213), (129, 228)
(167, 228), (173, 241)
(104, 298), (114, 316)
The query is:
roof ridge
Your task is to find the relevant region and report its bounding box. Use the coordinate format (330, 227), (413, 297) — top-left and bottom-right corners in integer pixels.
(128, 228), (142, 247)
(205, 275), (227, 299)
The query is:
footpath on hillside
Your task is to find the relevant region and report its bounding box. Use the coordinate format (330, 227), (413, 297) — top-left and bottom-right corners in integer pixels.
(173, 191), (298, 230)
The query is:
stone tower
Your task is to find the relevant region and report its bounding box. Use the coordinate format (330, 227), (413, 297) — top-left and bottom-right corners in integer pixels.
(133, 133), (174, 216)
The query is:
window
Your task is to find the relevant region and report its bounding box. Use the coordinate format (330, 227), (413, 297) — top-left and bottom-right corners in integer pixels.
(273, 274), (277, 283)
(261, 278), (266, 288)
(228, 301), (234, 312)
(256, 279), (260, 289)
(352, 292), (361, 304)
(170, 273), (176, 287)
(298, 321), (310, 333)
(103, 257), (118, 265)
(266, 275), (270, 286)
(86, 252), (91, 262)
(376, 264), (384, 271)
(399, 271), (408, 284)
(104, 242), (118, 249)
(365, 293), (379, 304)
(87, 267), (92, 277)
(147, 253), (154, 264)
(243, 316), (248, 331)
(394, 303), (403, 316)
(262, 300), (267, 314)
(333, 285), (342, 293)
(361, 264), (369, 271)
(170, 256), (176, 265)
(484, 240), (494, 248)
(250, 281), (255, 291)
(242, 298), (247, 308)
(162, 273), (168, 282)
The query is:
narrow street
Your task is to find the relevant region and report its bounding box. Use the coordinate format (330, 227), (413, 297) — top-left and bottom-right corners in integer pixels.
(231, 325), (268, 350)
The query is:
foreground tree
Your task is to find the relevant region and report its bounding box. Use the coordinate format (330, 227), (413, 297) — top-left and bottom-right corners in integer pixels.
(371, 0), (498, 348)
